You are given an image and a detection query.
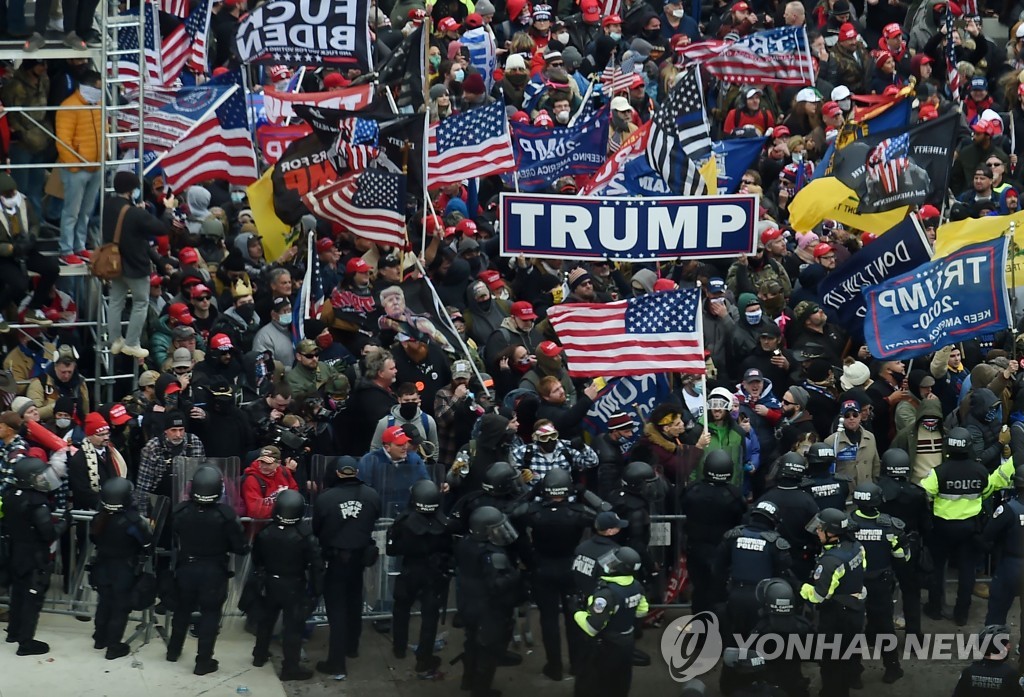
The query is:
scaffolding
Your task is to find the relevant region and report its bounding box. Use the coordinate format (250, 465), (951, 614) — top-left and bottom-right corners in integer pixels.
(0, 0), (147, 404)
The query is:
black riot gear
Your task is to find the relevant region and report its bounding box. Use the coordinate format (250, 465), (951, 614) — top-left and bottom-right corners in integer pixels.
(810, 507), (853, 536)
(979, 624), (1012, 657)
(806, 443), (835, 470)
(756, 577), (796, 616)
(190, 465), (222, 504)
(482, 462), (519, 496)
(750, 500), (781, 527)
(852, 483), (883, 510)
(881, 448), (912, 479)
(469, 506), (518, 546)
(100, 477), (134, 513)
(14, 457), (49, 492)
(597, 546), (642, 575)
(945, 427), (972, 459)
(777, 452), (807, 481)
(411, 479), (442, 514)
(273, 489), (305, 525)
(704, 450), (734, 483)
(541, 468), (573, 498)
(622, 461), (657, 495)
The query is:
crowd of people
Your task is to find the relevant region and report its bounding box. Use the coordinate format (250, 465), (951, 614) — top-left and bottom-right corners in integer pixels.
(6, 0), (1024, 695)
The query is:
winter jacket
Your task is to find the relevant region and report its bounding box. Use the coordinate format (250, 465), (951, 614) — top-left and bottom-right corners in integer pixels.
(55, 89), (102, 172)
(692, 417), (756, 486)
(240, 462), (299, 520)
(347, 378), (398, 456)
(370, 404), (439, 455)
(357, 448), (429, 511)
(252, 320), (296, 368)
(829, 426), (879, 487)
(891, 398), (946, 483)
(961, 387), (1003, 472)
(26, 364), (90, 422)
(464, 287), (510, 351)
(1, 69), (50, 152)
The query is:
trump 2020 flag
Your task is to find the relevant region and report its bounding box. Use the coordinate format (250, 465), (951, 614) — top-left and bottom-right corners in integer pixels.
(547, 288), (706, 378)
(862, 237), (1012, 360)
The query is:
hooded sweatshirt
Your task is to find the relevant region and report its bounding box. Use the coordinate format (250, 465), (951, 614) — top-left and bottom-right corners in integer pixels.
(962, 387), (1003, 472)
(185, 186), (212, 235)
(891, 399), (945, 484)
(240, 462), (298, 519)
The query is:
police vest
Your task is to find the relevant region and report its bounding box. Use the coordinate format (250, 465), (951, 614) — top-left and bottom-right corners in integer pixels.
(934, 459), (988, 521)
(821, 540), (867, 600)
(728, 526), (777, 584)
(804, 475), (849, 511)
(851, 512), (897, 577)
(597, 578), (646, 639)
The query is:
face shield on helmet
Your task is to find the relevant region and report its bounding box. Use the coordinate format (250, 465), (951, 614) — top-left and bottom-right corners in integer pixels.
(487, 517), (519, 546)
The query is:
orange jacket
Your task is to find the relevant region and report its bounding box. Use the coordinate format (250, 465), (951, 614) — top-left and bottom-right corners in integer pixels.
(55, 90), (102, 171)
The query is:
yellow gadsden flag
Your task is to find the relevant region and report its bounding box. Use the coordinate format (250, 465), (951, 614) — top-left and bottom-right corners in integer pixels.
(247, 167), (295, 263)
(787, 177), (910, 233)
(933, 209), (1024, 286)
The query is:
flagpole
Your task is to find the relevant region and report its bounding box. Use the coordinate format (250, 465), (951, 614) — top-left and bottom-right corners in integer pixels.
(695, 280), (708, 437)
(1011, 222), (1019, 348)
(422, 109), (432, 259)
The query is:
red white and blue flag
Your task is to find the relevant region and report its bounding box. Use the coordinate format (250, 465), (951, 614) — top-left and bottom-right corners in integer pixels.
(292, 231), (326, 343)
(334, 118), (380, 171)
(866, 133), (910, 196)
(675, 27), (815, 86)
(547, 288), (707, 378)
(945, 9), (961, 103)
(427, 101), (516, 186)
(303, 169), (408, 249)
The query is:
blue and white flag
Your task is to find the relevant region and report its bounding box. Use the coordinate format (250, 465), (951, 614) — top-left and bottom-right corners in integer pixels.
(503, 107), (609, 191)
(461, 27), (497, 92)
(862, 237), (1012, 360)
(582, 374), (673, 449)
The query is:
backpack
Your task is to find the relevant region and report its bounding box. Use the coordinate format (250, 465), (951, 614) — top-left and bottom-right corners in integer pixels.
(387, 412), (430, 438)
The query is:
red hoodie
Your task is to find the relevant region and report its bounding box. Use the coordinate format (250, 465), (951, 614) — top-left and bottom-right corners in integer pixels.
(240, 461), (299, 520)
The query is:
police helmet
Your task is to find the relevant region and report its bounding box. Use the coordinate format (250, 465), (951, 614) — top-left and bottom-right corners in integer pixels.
(411, 479), (442, 514)
(756, 577), (796, 616)
(852, 482), (883, 510)
(273, 489), (305, 524)
(468, 505), (518, 546)
(776, 452), (807, 481)
(481, 462), (519, 497)
(190, 465), (223, 504)
(811, 507), (851, 536)
(750, 500), (780, 527)
(596, 546), (642, 575)
(622, 461), (657, 493)
(703, 450), (734, 483)
(978, 624), (1012, 659)
(806, 443), (835, 470)
(100, 477), (134, 513)
(541, 468), (573, 498)
(880, 448), (912, 479)
(722, 647), (767, 675)
(13, 457), (49, 492)
(945, 427), (972, 459)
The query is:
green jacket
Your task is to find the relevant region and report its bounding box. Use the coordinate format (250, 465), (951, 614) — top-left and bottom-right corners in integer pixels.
(285, 360), (336, 396)
(0, 69), (51, 152)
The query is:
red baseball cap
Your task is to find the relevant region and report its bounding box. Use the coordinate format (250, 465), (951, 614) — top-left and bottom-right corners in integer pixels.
(582, 0), (600, 21)
(464, 12), (484, 27)
(168, 302), (194, 325)
(731, 1), (749, 10)
(760, 227), (784, 245)
(478, 269), (504, 290)
(813, 243), (835, 258)
(653, 278), (677, 292)
(268, 65), (291, 82)
(438, 16), (461, 32)
(539, 340), (563, 357)
(510, 301), (538, 321)
(164, 382), (182, 395)
(323, 72), (351, 89)
(838, 22), (857, 41)
(822, 101), (843, 119)
(919, 104), (939, 121)
(382, 424), (412, 445)
(178, 247), (199, 265)
(883, 22), (902, 38)
(108, 403), (131, 426)
(346, 257), (372, 274)
(771, 125), (791, 140)
(149, 274), (163, 287)
(189, 283), (211, 299)
(602, 13), (623, 26)
(861, 232), (878, 245)
(210, 333), (233, 351)
(316, 237), (336, 254)
(918, 204), (941, 221)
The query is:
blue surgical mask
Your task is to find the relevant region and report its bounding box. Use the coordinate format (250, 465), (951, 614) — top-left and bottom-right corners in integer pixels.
(230, 191), (245, 203)
(429, 55), (441, 69)
(453, 69), (465, 82)
(610, 31), (622, 41)
(745, 310), (762, 325)
(693, 382), (703, 395)
(278, 312), (293, 326)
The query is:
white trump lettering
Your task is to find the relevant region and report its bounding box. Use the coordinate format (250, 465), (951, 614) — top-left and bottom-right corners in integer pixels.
(551, 205), (593, 250)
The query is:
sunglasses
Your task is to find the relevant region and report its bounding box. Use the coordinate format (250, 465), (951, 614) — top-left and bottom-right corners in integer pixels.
(300, 352), (320, 359)
(782, 399), (799, 406)
(741, 179), (756, 185)
(843, 410), (861, 417)
(196, 296), (211, 302)
(986, 161), (1003, 167)
(549, 61), (564, 67)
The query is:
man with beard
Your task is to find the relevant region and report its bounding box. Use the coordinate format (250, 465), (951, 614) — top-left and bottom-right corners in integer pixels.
(66, 413), (128, 511)
(777, 386), (817, 454)
(133, 412), (206, 517)
(790, 302), (845, 367)
(727, 228), (793, 299)
(519, 341), (577, 403)
(535, 376), (599, 441)
(564, 267), (610, 303)
(464, 279), (510, 351)
(392, 336), (451, 418)
(739, 322), (793, 392)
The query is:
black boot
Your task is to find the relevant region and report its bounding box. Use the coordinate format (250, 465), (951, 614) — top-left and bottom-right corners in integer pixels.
(280, 665), (314, 681)
(17, 640), (49, 656)
(105, 643), (131, 660)
(194, 658), (219, 675)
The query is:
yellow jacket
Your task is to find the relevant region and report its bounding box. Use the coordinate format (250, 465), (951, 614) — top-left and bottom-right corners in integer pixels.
(55, 90), (102, 171)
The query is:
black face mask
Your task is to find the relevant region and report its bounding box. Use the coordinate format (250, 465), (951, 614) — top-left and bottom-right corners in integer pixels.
(236, 303), (255, 321)
(538, 439), (558, 454)
(212, 395), (232, 411)
(399, 402), (418, 419)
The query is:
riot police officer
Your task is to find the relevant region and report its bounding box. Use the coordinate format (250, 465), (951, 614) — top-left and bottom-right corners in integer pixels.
(167, 465), (247, 674)
(572, 546), (648, 697)
(715, 501), (793, 639)
(921, 428), (1015, 625)
(802, 442), (851, 511)
(982, 465), (1024, 626)
(387, 479), (453, 677)
(522, 469), (596, 681)
(950, 625), (1023, 696)
(572, 512), (626, 598)
(608, 461), (663, 582)
(679, 449), (747, 614)
(753, 578), (812, 697)
(878, 448), (931, 638)
(456, 506), (524, 697)
(2, 457), (69, 655)
(90, 477), (153, 660)
(756, 453), (821, 580)
(801, 508), (867, 697)
(851, 482), (909, 684)
(251, 489), (324, 681)
(312, 455), (382, 678)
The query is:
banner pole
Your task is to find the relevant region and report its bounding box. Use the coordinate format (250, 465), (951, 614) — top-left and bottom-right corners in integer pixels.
(695, 279), (708, 436)
(1011, 222), (1018, 355)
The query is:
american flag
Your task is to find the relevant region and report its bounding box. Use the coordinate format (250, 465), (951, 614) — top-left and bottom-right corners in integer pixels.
(646, 66), (712, 196)
(676, 27), (814, 86)
(427, 101), (516, 186)
(334, 118), (380, 171)
(160, 70), (259, 190)
(292, 231), (326, 343)
(945, 9), (961, 103)
(601, 52), (637, 97)
(303, 169), (408, 249)
(168, 0), (213, 77)
(867, 133), (910, 195)
(114, 7), (162, 89)
(159, 0), (189, 17)
(547, 289), (706, 378)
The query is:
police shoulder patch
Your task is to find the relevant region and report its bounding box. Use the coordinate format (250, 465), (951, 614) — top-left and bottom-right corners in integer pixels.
(995, 505), (1005, 517)
(813, 564), (823, 581)
(591, 597), (608, 613)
